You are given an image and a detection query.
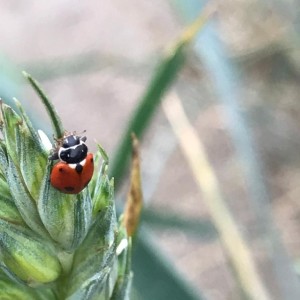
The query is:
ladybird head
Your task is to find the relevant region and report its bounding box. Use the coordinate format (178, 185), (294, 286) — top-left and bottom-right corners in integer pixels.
(62, 134), (87, 149)
(50, 133), (88, 164)
(58, 134), (88, 164)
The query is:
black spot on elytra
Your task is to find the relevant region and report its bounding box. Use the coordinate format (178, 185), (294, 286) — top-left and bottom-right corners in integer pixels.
(64, 186), (75, 192)
(59, 167), (63, 172)
(75, 164), (83, 173)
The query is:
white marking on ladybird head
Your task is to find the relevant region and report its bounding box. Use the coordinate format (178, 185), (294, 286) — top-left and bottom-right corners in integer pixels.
(68, 158), (86, 169)
(61, 140), (85, 151)
(58, 147), (64, 161)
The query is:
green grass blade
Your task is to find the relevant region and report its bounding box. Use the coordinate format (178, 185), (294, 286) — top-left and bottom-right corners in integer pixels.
(109, 44), (185, 184)
(22, 71), (64, 138)
(111, 11), (211, 300)
(163, 93), (272, 300)
(109, 6), (211, 185)
(172, 1), (300, 298)
(133, 229), (204, 300)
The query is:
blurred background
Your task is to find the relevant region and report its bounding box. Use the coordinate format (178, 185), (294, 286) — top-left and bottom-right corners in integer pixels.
(1, 0), (300, 299)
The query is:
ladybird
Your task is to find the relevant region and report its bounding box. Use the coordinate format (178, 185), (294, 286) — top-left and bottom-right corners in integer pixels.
(49, 133), (94, 194)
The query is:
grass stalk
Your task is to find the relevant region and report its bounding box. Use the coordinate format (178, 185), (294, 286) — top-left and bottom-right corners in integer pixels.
(162, 92), (272, 300)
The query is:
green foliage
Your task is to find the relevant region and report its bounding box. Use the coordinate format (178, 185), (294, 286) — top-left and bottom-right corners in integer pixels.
(0, 78), (131, 299)
(109, 43), (186, 185)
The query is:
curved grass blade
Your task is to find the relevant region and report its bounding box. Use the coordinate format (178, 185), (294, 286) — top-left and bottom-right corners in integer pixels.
(163, 92), (271, 300)
(173, 1), (300, 298)
(22, 71), (64, 139)
(109, 7), (211, 186)
(109, 41), (185, 185)
(110, 11), (211, 300)
(133, 228), (203, 300)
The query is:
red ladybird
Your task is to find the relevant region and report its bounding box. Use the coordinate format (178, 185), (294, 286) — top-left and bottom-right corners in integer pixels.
(49, 133), (94, 194)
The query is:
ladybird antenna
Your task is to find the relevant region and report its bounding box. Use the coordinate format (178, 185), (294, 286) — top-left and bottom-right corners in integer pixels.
(53, 134), (59, 143)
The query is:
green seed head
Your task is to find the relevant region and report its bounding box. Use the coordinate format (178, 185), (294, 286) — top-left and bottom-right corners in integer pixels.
(0, 73), (132, 299)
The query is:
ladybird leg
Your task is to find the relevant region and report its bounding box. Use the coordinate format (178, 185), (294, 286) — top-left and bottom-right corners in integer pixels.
(81, 136), (87, 142)
(49, 152), (59, 161)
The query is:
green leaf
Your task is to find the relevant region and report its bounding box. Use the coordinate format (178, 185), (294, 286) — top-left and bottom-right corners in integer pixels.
(111, 239), (132, 300)
(114, 224), (129, 278)
(0, 270), (57, 300)
(0, 174), (13, 202)
(132, 229), (203, 300)
(97, 144), (109, 165)
(0, 219), (61, 285)
(92, 175), (113, 218)
(109, 42), (186, 185)
(6, 153), (47, 237)
(67, 261), (118, 300)
(0, 104), (23, 164)
(22, 71), (64, 139)
(0, 103), (48, 235)
(0, 141), (8, 175)
(90, 145), (110, 206)
(0, 196), (25, 226)
(66, 199), (118, 299)
(110, 272), (132, 300)
(19, 127), (47, 200)
(38, 162), (92, 251)
(31, 288), (58, 300)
